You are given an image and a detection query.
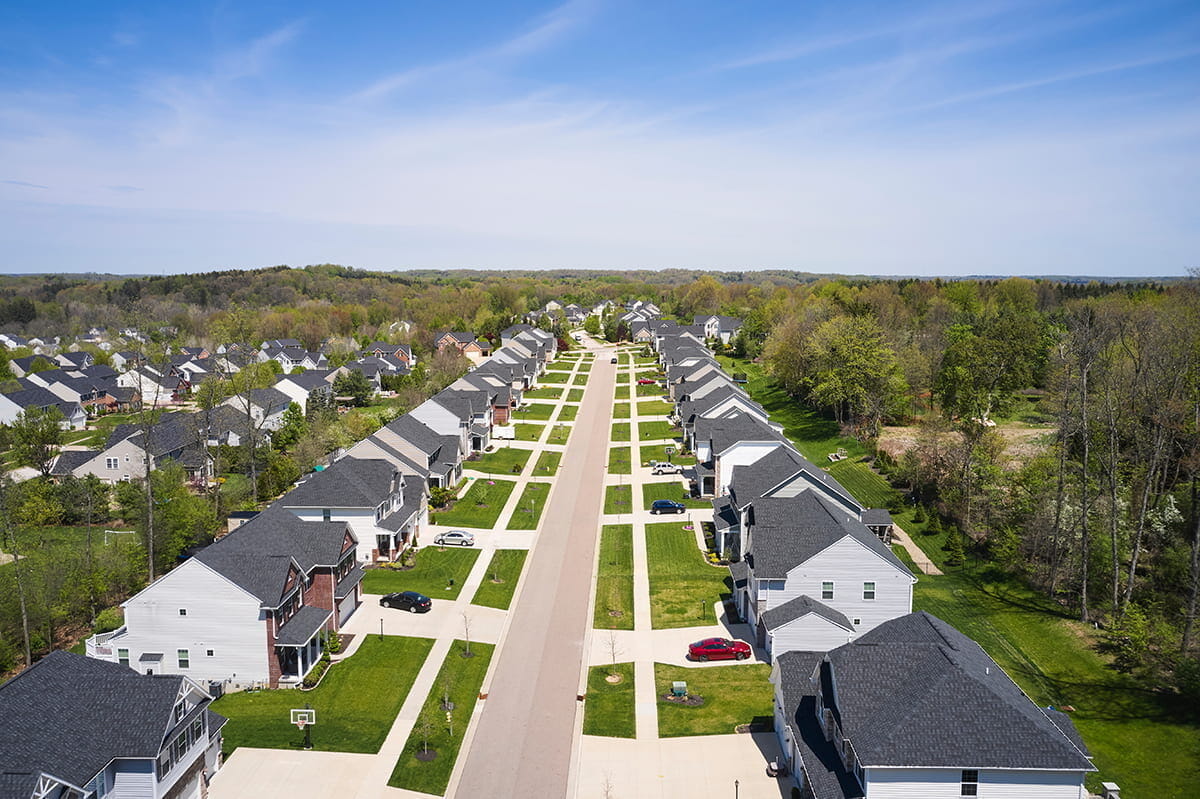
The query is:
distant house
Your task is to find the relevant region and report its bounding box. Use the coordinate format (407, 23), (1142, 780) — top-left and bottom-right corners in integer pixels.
(0, 651), (225, 799)
(55, 350), (94, 370)
(9, 354), (57, 378)
(274, 370), (335, 414)
(361, 342), (416, 366)
(87, 508), (363, 688)
(220, 387), (292, 432)
(434, 331), (491, 364)
(0, 386), (87, 430)
(260, 345), (327, 372)
(693, 314), (743, 345)
(110, 350), (143, 372)
(772, 612), (1095, 798)
(66, 411), (214, 485)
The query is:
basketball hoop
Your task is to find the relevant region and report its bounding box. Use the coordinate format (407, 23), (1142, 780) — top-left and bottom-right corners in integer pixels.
(296, 718), (307, 730)
(291, 706), (316, 749)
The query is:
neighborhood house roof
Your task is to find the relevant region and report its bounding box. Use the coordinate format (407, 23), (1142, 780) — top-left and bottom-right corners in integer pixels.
(283, 458), (399, 509)
(0, 651), (224, 794)
(760, 594), (855, 632)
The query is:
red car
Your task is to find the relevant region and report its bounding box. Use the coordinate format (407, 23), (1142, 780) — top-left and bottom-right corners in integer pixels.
(688, 637), (752, 662)
(637, 378), (657, 385)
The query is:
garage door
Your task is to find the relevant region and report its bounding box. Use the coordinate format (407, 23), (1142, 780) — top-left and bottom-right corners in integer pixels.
(337, 593), (358, 626)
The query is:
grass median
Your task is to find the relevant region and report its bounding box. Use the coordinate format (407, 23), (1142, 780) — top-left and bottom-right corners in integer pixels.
(471, 549), (528, 609)
(508, 481), (551, 530)
(362, 547), (481, 599)
(607, 446), (632, 474)
(467, 447), (530, 475)
(594, 524), (634, 630)
(654, 662), (772, 737)
(533, 450), (561, 475)
(603, 484), (632, 515)
(583, 662), (636, 738)
(388, 641), (495, 795)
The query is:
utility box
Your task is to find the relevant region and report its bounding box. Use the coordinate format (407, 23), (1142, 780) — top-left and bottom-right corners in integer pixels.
(671, 681), (687, 697)
(1101, 783), (1121, 799)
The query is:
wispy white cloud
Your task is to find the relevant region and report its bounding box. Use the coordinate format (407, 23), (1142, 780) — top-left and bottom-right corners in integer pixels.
(3, 180), (49, 189)
(351, 0), (595, 103)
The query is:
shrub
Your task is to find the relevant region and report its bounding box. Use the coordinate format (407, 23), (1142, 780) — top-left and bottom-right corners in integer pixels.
(93, 607), (124, 634)
(429, 486), (456, 508)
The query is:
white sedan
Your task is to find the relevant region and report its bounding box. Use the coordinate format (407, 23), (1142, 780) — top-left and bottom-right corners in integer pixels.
(434, 530), (476, 547)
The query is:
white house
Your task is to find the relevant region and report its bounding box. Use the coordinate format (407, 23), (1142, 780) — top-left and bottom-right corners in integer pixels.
(0, 651), (225, 799)
(772, 612), (1095, 799)
(87, 509), (363, 689)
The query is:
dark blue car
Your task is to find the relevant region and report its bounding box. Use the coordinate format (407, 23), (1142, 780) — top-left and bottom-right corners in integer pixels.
(380, 591), (432, 613)
(650, 499), (686, 515)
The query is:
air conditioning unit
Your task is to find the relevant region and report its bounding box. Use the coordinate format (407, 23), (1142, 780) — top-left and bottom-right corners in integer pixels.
(1101, 782), (1121, 799)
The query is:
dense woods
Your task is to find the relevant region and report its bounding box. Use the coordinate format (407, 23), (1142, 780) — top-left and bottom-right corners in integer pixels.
(0, 266), (1197, 706)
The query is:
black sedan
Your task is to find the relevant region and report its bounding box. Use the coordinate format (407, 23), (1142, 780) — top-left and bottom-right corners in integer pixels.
(380, 591), (432, 613)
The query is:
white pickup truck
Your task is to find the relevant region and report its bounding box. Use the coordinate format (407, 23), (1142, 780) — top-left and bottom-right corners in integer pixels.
(649, 462), (683, 475)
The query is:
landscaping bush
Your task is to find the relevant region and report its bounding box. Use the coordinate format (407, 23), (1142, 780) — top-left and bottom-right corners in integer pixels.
(93, 607), (124, 635)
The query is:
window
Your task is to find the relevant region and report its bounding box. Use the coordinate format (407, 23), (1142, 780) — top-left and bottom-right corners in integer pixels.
(177, 649), (189, 669)
(863, 582), (876, 600)
(117, 648), (129, 666)
(961, 769), (979, 796)
(822, 581), (834, 600)
(852, 618), (861, 626)
(322, 509), (331, 522)
(178, 608), (187, 616)
(206, 649), (214, 657)
(106, 457), (118, 469)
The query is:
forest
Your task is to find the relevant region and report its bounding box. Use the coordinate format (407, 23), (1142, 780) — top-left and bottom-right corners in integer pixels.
(0, 265), (1196, 712)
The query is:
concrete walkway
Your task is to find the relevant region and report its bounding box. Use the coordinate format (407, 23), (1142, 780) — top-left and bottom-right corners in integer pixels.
(890, 524), (943, 575)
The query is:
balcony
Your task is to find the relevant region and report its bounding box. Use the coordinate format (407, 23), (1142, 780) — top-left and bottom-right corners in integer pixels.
(85, 626), (128, 659)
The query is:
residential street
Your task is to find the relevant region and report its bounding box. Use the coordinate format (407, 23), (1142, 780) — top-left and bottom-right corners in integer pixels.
(453, 343), (614, 798)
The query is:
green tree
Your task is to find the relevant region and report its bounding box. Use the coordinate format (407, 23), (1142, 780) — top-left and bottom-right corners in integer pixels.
(333, 370), (375, 407)
(583, 315), (601, 336)
(11, 407), (64, 477)
(272, 402), (307, 451)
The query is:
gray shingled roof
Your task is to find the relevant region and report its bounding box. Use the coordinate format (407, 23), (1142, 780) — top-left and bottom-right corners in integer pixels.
(861, 508), (893, 526)
(697, 412), (787, 456)
(728, 447), (859, 515)
(50, 449), (99, 476)
(194, 508), (352, 607)
(761, 595), (854, 632)
(820, 612), (1094, 771)
(274, 605), (332, 647)
(744, 492), (911, 579)
(0, 651), (221, 792)
(283, 458), (398, 509)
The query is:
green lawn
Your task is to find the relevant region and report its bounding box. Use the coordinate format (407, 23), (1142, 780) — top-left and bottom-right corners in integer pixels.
(388, 641), (495, 796)
(603, 484), (633, 515)
(567, 388), (584, 402)
(642, 481), (709, 510)
(362, 547), (481, 599)
(522, 387), (563, 400)
(639, 444), (693, 467)
(594, 524), (634, 629)
(612, 402), (631, 419)
(513, 423), (545, 442)
(546, 364), (573, 372)
(654, 662), (773, 737)
(607, 446), (632, 474)
(610, 422), (631, 442)
(541, 371), (570, 383)
(646, 522), (730, 629)
(430, 479), (516, 529)
(583, 663), (636, 738)
(213, 635), (435, 755)
(571, 373), (588, 386)
(636, 400), (674, 416)
(547, 424), (571, 444)
(614, 385), (630, 399)
(558, 404), (579, 421)
(533, 450), (561, 475)
(508, 481), (551, 530)
(635, 382), (665, 397)
(471, 549), (528, 609)
(578, 362), (593, 372)
(638, 420), (679, 441)
(467, 447), (530, 475)
(513, 402), (555, 421)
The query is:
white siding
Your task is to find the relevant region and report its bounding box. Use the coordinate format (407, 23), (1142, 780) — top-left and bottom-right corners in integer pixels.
(291, 507), (378, 562)
(716, 442), (787, 495)
(773, 537), (913, 635)
(769, 613), (856, 657)
(864, 767), (1086, 799)
(113, 559), (268, 684)
(110, 759), (155, 799)
(75, 438), (146, 483)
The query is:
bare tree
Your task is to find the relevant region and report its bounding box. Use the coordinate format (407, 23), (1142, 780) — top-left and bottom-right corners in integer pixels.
(0, 479), (32, 667)
(462, 612), (473, 657)
(601, 772), (616, 799)
(606, 630), (621, 668)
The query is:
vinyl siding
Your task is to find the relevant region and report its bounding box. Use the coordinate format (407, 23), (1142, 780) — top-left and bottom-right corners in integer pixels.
(116, 559), (268, 684)
(772, 537), (913, 635)
(110, 759), (155, 799)
(75, 437), (146, 482)
(769, 613), (856, 657)
(864, 767), (1086, 799)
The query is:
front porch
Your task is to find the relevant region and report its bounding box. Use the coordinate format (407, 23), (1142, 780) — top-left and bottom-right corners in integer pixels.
(273, 605), (333, 687)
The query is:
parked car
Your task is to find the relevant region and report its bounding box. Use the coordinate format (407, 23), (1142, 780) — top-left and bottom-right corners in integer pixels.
(434, 530), (476, 547)
(650, 499), (686, 514)
(610, 357), (618, 363)
(688, 637), (751, 661)
(380, 591), (432, 613)
(637, 378), (657, 385)
(652, 463), (683, 475)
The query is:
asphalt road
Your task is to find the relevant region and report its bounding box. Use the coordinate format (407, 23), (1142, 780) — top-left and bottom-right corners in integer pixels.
(454, 347), (614, 798)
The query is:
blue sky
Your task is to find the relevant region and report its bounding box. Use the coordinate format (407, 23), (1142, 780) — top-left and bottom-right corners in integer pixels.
(1, 0), (1197, 276)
